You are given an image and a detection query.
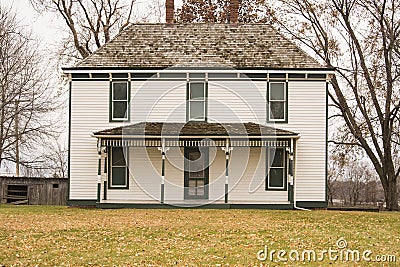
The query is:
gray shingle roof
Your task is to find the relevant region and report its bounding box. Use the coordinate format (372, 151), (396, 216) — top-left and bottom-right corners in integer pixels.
(75, 23), (324, 69)
(93, 122), (298, 137)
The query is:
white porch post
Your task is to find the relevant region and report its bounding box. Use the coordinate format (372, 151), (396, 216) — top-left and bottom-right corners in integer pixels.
(288, 139), (295, 203)
(221, 139), (233, 204)
(96, 139), (102, 203)
(103, 146), (108, 200)
(158, 138), (169, 203)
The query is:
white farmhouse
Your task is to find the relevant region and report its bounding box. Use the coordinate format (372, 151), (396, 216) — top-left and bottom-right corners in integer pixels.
(63, 0), (333, 208)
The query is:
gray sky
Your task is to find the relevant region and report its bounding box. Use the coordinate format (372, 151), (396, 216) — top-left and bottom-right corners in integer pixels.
(1, 0), (61, 45)
(1, 0), (183, 46)
(0, 0), (185, 175)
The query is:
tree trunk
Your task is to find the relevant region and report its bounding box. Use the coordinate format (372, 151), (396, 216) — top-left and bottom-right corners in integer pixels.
(384, 178), (399, 211)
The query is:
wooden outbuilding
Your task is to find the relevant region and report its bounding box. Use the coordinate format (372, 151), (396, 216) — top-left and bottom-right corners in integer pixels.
(0, 176), (67, 205)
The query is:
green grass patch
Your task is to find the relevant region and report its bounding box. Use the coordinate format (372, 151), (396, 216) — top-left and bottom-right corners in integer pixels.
(0, 205), (399, 266)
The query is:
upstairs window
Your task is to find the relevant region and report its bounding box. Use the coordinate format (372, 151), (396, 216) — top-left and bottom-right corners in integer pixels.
(110, 81), (130, 121)
(187, 82), (207, 121)
(268, 82), (287, 122)
(266, 147), (287, 190)
(109, 147), (129, 189)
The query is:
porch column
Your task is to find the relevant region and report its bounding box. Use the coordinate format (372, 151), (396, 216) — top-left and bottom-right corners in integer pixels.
(288, 139), (294, 203)
(97, 140), (102, 203)
(103, 147), (108, 200)
(161, 150), (165, 203)
(158, 139), (169, 204)
(222, 139), (233, 204)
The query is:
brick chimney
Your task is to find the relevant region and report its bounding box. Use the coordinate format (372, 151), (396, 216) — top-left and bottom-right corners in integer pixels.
(166, 0), (174, 24)
(229, 0), (239, 24)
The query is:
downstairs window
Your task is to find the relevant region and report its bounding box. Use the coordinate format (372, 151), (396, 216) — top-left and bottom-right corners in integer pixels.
(266, 147), (287, 190)
(109, 147), (129, 189)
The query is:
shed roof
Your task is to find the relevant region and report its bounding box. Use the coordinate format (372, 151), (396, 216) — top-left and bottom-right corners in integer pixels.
(71, 23), (324, 69)
(93, 122), (298, 137)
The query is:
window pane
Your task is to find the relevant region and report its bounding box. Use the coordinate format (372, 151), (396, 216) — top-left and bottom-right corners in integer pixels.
(270, 83), (285, 100)
(270, 102), (284, 120)
(271, 148), (284, 167)
(196, 186), (204, 196)
(112, 167), (126, 186)
(188, 150), (201, 161)
(188, 187), (196, 195)
(190, 83), (204, 99)
(196, 179), (204, 187)
(269, 168), (284, 188)
(113, 83), (128, 100)
(189, 180), (196, 187)
(190, 101), (204, 120)
(112, 147), (126, 166)
(113, 101), (128, 119)
(189, 171), (204, 178)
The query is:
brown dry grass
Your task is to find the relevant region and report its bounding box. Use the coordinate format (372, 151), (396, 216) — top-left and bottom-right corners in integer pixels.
(0, 205), (399, 266)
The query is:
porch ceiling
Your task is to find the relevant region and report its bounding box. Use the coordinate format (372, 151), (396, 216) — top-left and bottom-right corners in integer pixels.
(93, 122), (298, 138)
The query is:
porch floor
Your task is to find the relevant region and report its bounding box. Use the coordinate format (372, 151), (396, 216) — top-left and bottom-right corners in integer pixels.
(99, 199), (290, 205)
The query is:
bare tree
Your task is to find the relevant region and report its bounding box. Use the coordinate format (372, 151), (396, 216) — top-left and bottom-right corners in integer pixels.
(176, 0), (270, 23)
(41, 138), (68, 178)
(327, 149), (347, 205)
(0, 4), (60, 175)
(175, 0), (399, 210)
(20, 138), (68, 178)
(346, 162), (373, 205)
(30, 0), (136, 63)
(364, 179), (383, 204)
(269, 0), (400, 210)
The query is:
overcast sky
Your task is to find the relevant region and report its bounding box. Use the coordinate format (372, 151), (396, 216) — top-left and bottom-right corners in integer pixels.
(0, 0), (186, 175)
(1, 0), (60, 45)
(1, 0), (183, 47)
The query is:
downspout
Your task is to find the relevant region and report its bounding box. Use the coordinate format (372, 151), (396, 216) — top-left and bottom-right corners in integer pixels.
(292, 138), (310, 211)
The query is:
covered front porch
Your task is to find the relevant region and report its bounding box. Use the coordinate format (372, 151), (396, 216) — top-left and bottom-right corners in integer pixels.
(92, 122), (299, 208)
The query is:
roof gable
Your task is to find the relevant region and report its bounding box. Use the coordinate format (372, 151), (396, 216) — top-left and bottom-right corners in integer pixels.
(75, 23), (324, 69)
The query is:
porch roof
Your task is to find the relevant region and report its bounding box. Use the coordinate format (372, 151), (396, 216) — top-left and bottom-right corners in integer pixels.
(93, 122), (298, 138)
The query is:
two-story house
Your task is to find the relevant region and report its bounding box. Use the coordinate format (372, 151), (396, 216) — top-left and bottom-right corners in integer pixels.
(63, 0), (334, 208)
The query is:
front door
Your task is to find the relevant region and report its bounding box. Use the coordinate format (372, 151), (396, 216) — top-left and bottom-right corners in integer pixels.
(184, 147), (209, 199)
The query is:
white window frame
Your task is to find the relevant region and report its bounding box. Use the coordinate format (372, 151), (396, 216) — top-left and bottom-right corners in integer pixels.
(188, 82), (206, 121)
(109, 147), (128, 188)
(268, 82), (287, 122)
(267, 147), (286, 190)
(111, 81), (129, 121)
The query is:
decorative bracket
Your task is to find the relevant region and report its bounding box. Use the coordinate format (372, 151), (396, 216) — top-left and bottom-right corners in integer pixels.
(158, 138), (170, 155)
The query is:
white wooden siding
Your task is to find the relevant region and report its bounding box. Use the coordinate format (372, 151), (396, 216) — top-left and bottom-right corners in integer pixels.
(208, 149), (225, 201)
(229, 147), (288, 202)
(274, 81), (326, 201)
(164, 147), (184, 201)
(70, 79), (326, 204)
(208, 81), (266, 123)
(70, 81), (118, 200)
(131, 80), (186, 123)
(106, 147), (160, 201)
(102, 147), (288, 203)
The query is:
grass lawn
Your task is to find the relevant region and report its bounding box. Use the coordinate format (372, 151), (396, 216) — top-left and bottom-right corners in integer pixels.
(0, 205), (399, 266)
